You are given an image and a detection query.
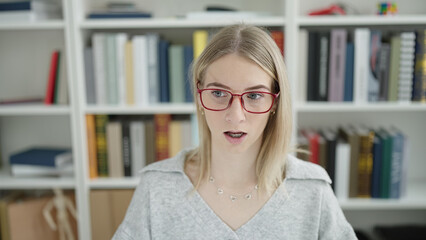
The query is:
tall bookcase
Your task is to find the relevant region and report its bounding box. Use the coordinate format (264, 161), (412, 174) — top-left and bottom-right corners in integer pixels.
(1, 0), (425, 239)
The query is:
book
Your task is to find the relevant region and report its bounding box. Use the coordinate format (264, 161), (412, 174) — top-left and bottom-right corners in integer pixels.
(355, 126), (375, 198)
(158, 39), (170, 103)
(44, 50), (60, 105)
(86, 114), (98, 179)
(335, 140), (350, 200)
(95, 115), (109, 177)
(132, 35), (149, 106)
(344, 42), (354, 102)
(412, 30), (426, 102)
(155, 114), (171, 161)
(318, 31), (330, 101)
(307, 31), (319, 101)
(54, 49), (68, 105)
(130, 121), (146, 176)
(84, 47), (96, 105)
(124, 41), (135, 105)
(106, 121), (124, 178)
(11, 162), (73, 177)
(271, 30), (284, 56)
(338, 126), (360, 198)
(193, 30), (208, 59)
(371, 134), (383, 198)
(92, 33), (107, 105)
(368, 30), (381, 102)
(320, 128), (337, 190)
(388, 35), (401, 101)
(298, 29), (308, 102)
(121, 120), (132, 177)
(377, 43), (391, 101)
(10, 147), (72, 168)
(147, 33), (160, 104)
(105, 34), (118, 105)
(183, 45), (194, 102)
(328, 29), (347, 102)
(398, 32), (416, 102)
(354, 28), (370, 103)
(376, 128), (393, 198)
(388, 127), (405, 199)
(301, 129), (320, 165)
(169, 120), (182, 158)
(169, 45), (185, 103)
(116, 33), (128, 105)
(145, 119), (156, 165)
(88, 12), (151, 19)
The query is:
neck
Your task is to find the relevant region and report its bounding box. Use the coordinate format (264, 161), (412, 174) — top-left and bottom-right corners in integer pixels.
(210, 143), (260, 190)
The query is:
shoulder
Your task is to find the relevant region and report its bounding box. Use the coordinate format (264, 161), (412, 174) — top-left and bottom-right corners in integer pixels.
(285, 154), (332, 184)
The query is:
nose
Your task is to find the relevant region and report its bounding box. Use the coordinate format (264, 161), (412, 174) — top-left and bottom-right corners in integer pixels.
(225, 96), (246, 123)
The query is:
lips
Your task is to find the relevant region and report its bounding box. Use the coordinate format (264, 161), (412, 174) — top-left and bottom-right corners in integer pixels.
(224, 131), (247, 144)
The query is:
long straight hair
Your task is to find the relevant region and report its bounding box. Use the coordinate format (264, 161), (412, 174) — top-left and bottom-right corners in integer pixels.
(186, 24), (293, 195)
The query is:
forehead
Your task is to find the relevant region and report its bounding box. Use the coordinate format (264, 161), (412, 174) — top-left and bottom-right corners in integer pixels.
(203, 54), (273, 91)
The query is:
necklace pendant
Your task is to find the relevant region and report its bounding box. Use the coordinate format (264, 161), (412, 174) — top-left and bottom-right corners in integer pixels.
(245, 194), (252, 200)
(230, 195), (237, 202)
(217, 188), (224, 195)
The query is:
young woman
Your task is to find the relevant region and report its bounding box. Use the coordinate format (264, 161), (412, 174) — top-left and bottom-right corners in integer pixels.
(113, 24), (357, 239)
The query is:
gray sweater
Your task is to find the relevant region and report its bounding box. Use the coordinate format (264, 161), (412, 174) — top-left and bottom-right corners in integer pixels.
(113, 149), (357, 240)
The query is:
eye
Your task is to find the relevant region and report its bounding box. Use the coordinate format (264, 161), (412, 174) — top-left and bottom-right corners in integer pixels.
(246, 92), (264, 100)
(211, 90), (228, 98)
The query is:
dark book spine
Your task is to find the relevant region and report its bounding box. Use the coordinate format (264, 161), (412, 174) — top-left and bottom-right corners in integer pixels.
(122, 120), (132, 177)
(307, 32), (319, 101)
(95, 115), (109, 177)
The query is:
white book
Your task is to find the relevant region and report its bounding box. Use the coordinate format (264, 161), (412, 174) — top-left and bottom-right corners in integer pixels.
(57, 50), (68, 105)
(92, 33), (107, 105)
(130, 121), (146, 176)
(354, 28), (370, 104)
(132, 36), (149, 106)
(11, 162), (74, 177)
(107, 122), (124, 178)
(147, 33), (159, 104)
(335, 141), (351, 200)
(181, 120), (192, 149)
(116, 33), (128, 105)
(298, 29), (308, 103)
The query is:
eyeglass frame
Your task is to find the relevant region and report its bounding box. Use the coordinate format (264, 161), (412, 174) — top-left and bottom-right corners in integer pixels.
(197, 84), (280, 114)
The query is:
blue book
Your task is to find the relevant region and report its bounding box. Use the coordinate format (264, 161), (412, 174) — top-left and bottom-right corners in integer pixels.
(158, 39), (170, 102)
(371, 134), (383, 198)
(10, 148), (72, 168)
(0, 1), (30, 11)
(344, 42), (354, 102)
(88, 12), (151, 19)
(183, 45), (194, 102)
(389, 128), (404, 199)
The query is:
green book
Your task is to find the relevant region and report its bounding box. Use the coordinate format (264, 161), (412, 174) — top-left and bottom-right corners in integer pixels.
(95, 115), (109, 177)
(106, 34), (118, 105)
(53, 51), (61, 104)
(168, 45), (185, 103)
(377, 128), (393, 198)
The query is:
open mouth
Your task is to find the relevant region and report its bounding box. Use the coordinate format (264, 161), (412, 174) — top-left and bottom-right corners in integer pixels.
(224, 131), (247, 138)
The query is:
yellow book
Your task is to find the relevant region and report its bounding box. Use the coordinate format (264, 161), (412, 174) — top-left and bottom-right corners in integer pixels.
(193, 30), (208, 59)
(169, 121), (182, 158)
(125, 41), (135, 105)
(86, 114), (98, 179)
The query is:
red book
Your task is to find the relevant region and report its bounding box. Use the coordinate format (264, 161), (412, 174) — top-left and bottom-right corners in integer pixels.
(271, 30), (284, 56)
(155, 114), (171, 161)
(44, 50), (60, 105)
(302, 129), (320, 165)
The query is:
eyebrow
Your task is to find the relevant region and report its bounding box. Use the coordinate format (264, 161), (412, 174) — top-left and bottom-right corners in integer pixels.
(205, 82), (271, 91)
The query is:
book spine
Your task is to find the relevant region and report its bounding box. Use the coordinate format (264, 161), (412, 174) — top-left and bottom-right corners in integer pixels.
(147, 33), (159, 104)
(124, 41), (135, 105)
(357, 131), (374, 198)
(44, 50), (59, 105)
(318, 32), (330, 101)
(328, 29), (347, 102)
(368, 31), (381, 102)
(388, 35), (401, 101)
(86, 114), (98, 179)
(122, 120), (132, 177)
(106, 121), (124, 178)
(155, 114), (171, 161)
(307, 31), (319, 101)
(159, 39), (170, 102)
(53, 51), (61, 103)
(354, 28), (370, 104)
(169, 45), (185, 103)
(193, 30), (208, 59)
(371, 135), (382, 198)
(95, 115), (109, 177)
(92, 33), (106, 105)
(344, 43), (355, 102)
(183, 45), (194, 102)
(130, 121), (145, 176)
(116, 33), (128, 105)
(271, 30), (284, 56)
(390, 131), (404, 198)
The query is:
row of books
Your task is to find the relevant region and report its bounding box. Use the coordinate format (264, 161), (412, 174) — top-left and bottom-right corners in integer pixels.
(86, 114), (198, 179)
(84, 29), (284, 106)
(0, 49), (68, 105)
(0, 0), (62, 21)
(299, 28), (426, 103)
(297, 126), (408, 200)
(8, 147), (73, 177)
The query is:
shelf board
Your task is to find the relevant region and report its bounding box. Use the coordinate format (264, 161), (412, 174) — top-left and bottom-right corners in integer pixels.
(340, 180), (426, 210)
(80, 17), (285, 29)
(89, 177), (140, 189)
(84, 103), (196, 114)
(0, 104), (71, 116)
(0, 170), (75, 189)
(295, 102), (426, 113)
(298, 15), (426, 26)
(0, 20), (65, 30)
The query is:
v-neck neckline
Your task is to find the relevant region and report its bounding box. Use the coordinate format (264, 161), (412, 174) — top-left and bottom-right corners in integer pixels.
(181, 167), (288, 237)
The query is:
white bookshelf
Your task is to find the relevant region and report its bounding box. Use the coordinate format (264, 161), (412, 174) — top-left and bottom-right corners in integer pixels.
(0, 0), (425, 239)
(0, 20), (65, 30)
(0, 105), (71, 116)
(80, 17), (286, 29)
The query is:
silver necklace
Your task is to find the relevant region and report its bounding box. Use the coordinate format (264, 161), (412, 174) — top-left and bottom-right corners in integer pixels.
(209, 176), (259, 202)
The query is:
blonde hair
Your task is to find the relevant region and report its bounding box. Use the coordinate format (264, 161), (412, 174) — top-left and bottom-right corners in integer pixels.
(186, 24), (293, 195)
